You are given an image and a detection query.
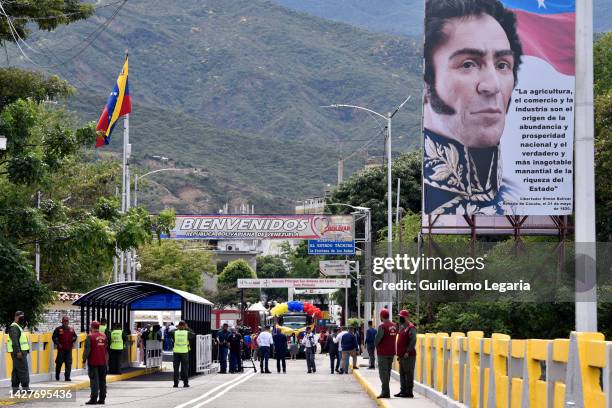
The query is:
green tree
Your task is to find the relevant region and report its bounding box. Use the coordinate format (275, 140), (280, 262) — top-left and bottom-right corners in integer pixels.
(0, 1), (93, 44)
(0, 99), (167, 292)
(327, 151), (421, 235)
(594, 32), (612, 241)
(0, 238), (54, 328)
(0, 69), (74, 112)
(138, 241), (215, 295)
(218, 259), (257, 285)
(256, 255), (289, 301)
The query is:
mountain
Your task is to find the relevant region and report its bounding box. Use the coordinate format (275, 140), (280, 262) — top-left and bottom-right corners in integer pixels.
(4, 0), (423, 212)
(273, 0), (612, 36)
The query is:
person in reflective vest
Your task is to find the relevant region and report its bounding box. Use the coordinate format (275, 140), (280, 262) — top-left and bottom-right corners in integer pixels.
(83, 321), (108, 405)
(171, 320), (195, 388)
(99, 318), (110, 339)
(108, 323), (127, 375)
(395, 309), (417, 398)
(374, 308), (397, 399)
(7, 311), (30, 393)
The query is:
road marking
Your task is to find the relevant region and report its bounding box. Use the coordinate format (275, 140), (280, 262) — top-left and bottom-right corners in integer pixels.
(174, 372), (252, 408)
(191, 371), (257, 407)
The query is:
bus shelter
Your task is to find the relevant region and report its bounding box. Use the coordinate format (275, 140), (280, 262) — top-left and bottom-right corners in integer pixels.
(74, 281), (212, 374)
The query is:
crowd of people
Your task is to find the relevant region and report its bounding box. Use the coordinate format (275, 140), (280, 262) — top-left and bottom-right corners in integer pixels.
(213, 308), (418, 400)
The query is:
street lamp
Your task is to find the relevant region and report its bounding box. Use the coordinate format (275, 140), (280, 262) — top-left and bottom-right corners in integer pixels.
(134, 167), (200, 207)
(328, 202), (371, 353)
(324, 96), (411, 319)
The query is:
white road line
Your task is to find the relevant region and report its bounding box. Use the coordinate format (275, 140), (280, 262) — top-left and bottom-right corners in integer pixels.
(173, 373), (251, 408)
(191, 371), (257, 407)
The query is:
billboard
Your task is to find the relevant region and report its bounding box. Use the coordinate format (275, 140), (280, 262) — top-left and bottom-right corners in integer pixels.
(422, 0), (575, 216)
(167, 214), (354, 240)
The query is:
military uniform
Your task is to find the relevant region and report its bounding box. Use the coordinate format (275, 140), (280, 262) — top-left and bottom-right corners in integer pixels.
(374, 319), (397, 398)
(83, 329), (108, 405)
(396, 322), (417, 397)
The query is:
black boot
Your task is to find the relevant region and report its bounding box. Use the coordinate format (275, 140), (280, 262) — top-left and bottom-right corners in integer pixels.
(183, 381), (190, 388)
(173, 382), (178, 388)
(85, 399), (97, 405)
(97, 398), (105, 405)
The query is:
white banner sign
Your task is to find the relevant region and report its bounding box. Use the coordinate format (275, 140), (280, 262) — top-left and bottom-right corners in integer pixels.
(167, 214), (354, 240)
(294, 289), (338, 295)
(319, 260), (349, 276)
(237, 278), (350, 289)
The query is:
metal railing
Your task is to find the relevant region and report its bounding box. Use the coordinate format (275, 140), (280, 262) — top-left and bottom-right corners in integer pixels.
(196, 334), (212, 372)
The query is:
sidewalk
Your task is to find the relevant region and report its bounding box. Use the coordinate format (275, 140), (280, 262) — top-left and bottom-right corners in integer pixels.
(0, 366), (160, 403)
(351, 356), (439, 408)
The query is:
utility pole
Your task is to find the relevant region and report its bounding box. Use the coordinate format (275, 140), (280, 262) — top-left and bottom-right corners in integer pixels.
(35, 191), (41, 281)
(337, 158), (344, 185)
(574, 0), (597, 331)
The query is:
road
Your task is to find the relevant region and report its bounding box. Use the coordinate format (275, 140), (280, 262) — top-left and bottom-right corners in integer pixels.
(14, 355), (376, 407)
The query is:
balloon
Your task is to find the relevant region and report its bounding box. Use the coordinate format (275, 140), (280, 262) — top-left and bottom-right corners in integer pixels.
(278, 303), (288, 315)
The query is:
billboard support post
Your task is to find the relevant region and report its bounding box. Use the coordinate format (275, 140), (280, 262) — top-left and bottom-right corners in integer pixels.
(574, 0), (597, 332)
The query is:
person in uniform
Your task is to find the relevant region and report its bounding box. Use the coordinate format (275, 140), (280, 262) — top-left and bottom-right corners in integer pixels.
(83, 321), (108, 405)
(216, 323), (230, 374)
(108, 322), (127, 374)
(365, 320), (377, 369)
(52, 315), (77, 381)
(99, 318), (110, 339)
(7, 311), (30, 393)
(395, 310), (418, 398)
(272, 328), (287, 373)
(170, 321), (195, 387)
(374, 308), (397, 399)
(228, 328), (242, 373)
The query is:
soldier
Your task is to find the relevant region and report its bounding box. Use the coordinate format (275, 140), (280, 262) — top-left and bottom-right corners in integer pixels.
(52, 315), (77, 381)
(395, 310), (417, 398)
(83, 321), (108, 405)
(374, 308), (397, 399)
(7, 311), (30, 393)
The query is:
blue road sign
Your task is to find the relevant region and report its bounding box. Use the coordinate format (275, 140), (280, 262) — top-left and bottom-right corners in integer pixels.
(308, 240), (355, 255)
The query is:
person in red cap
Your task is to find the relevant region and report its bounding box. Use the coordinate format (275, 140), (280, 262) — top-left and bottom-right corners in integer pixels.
(52, 316), (77, 381)
(83, 321), (108, 405)
(374, 308), (397, 399)
(395, 309), (417, 398)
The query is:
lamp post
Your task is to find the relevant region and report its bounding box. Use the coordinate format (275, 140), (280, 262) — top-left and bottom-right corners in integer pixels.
(324, 96), (411, 319)
(329, 202), (371, 354)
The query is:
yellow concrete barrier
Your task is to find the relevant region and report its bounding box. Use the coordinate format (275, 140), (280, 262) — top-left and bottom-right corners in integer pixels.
(575, 332), (606, 408)
(435, 332), (449, 392)
(467, 331), (484, 407)
(491, 333), (511, 408)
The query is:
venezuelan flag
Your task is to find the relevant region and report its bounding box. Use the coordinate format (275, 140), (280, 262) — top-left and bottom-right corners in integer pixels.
(95, 56), (131, 147)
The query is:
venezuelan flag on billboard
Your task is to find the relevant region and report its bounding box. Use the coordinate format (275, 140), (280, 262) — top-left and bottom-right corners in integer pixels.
(95, 56), (131, 147)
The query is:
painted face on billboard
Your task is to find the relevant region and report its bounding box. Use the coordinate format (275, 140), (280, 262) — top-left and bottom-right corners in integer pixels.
(425, 14), (515, 148)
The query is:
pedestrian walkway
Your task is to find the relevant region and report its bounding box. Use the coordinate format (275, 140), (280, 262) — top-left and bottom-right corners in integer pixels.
(0, 366), (158, 403)
(352, 356), (438, 408)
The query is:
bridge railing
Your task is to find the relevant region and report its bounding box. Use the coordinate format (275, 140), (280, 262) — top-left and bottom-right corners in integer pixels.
(0, 332), (141, 385)
(402, 331), (612, 408)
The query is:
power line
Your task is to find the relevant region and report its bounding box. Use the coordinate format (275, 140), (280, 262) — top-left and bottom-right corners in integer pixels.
(0, 0), (128, 69)
(10, 1), (125, 22)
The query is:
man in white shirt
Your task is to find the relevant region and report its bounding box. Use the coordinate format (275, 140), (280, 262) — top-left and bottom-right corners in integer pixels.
(301, 326), (317, 373)
(256, 326), (273, 373)
(334, 327), (348, 373)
